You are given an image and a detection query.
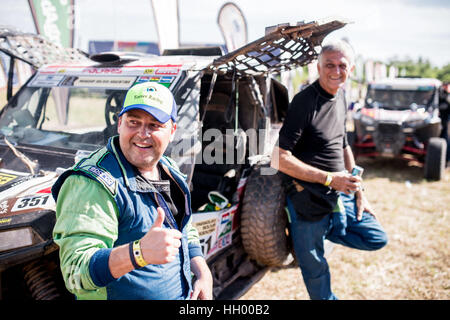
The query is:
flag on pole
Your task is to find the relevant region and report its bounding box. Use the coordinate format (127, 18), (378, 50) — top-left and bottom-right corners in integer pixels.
(28, 0), (75, 48)
(151, 0), (180, 54)
(217, 2), (248, 53)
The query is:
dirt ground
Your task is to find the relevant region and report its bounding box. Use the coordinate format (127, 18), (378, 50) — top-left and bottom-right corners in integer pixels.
(241, 157), (450, 300)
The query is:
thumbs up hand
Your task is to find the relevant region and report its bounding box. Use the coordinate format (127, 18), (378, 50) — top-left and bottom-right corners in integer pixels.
(152, 206), (167, 229)
(140, 207), (182, 264)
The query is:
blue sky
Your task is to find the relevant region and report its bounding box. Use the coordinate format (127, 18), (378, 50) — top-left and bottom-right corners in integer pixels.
(1, 0), (449, 67)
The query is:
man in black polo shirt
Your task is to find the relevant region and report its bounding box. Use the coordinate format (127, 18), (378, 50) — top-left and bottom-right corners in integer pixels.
(271, 41), (388, 300)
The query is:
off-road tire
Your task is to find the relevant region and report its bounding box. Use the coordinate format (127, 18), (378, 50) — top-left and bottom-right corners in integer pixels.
(240, 164), (290, 267)
(424, 137), (446, 181)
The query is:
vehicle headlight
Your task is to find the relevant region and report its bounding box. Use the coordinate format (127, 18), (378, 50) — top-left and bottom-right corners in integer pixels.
(405, 119), (425, 127)
(360, 114), (375, 125)
(0, 227), (43, 253)
(404, 108), (428, 128)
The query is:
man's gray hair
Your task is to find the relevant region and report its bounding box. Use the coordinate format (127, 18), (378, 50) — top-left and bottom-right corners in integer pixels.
(318, 40), (355, 66)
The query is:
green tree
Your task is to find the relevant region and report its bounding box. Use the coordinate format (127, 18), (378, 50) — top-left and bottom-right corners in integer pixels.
(436, 64), (450, 83)
(387, 57), (438, 78)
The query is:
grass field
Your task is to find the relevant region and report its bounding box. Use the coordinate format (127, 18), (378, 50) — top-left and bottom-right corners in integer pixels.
(241, 157), (450, 300)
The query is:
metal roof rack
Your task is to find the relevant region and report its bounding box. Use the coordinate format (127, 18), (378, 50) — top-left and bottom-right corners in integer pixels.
(210, 18), (348, 76)
(0, 26), (89, 69)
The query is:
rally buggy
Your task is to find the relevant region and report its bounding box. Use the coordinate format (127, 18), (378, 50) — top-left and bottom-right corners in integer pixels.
(352, 77), (446, 180)
(0, 19), (346, 300)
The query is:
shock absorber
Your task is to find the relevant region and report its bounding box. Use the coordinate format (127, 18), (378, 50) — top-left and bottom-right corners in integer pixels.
(22, 260), (61, 300)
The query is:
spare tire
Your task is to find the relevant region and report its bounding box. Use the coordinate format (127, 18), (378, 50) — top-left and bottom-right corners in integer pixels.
(240, 164), (290, 267)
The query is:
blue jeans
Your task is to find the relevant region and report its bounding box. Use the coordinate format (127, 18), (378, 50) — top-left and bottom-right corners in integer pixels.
(286, 192), (388, 300)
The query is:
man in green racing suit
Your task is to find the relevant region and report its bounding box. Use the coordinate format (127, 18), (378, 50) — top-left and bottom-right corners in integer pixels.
(52, 82), (213, 300)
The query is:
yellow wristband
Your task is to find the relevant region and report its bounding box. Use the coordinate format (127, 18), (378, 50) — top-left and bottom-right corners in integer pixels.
(132, 239), (148, 268)
(324, 172), (333, 187)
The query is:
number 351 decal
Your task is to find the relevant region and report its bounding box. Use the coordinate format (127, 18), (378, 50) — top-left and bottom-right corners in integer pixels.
(11, 195), (54, 212)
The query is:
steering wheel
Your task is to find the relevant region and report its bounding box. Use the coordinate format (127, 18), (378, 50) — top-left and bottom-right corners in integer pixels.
(104, 91), (124, 140)
(105, 92), (125, 127)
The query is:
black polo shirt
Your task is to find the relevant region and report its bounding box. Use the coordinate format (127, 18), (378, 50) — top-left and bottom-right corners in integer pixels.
(278, 80), (348, 173)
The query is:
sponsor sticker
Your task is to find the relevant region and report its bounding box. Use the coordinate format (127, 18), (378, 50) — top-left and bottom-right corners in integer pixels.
(70, 76), (137, 89)
(136, 75), (175, 88)
(87, 166), (115, 187)
(0, 173), (17, 185)
(28, 74), (65, 87)
(0, 218), (12, 224)
(193, 218), (217, 237)
(220, 211), (230, 224)
(137, 76), (160, 83)
(210, 233), (232, 252)
(155, 68), (179, 75)
(11, 194), (54, 212)
(192, 205), (238, 258)
(159, 76), (174, 83)
(0, 175), (34, 192)
(82, 67), (122, 74)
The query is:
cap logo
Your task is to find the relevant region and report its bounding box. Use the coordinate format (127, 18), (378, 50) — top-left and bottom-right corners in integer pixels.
(119, 82), (176, 123)
(133, 93), (164, 105)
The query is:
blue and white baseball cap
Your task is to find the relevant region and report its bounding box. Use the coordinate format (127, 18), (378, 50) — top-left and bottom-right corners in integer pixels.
(119, 82), (177, 123)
